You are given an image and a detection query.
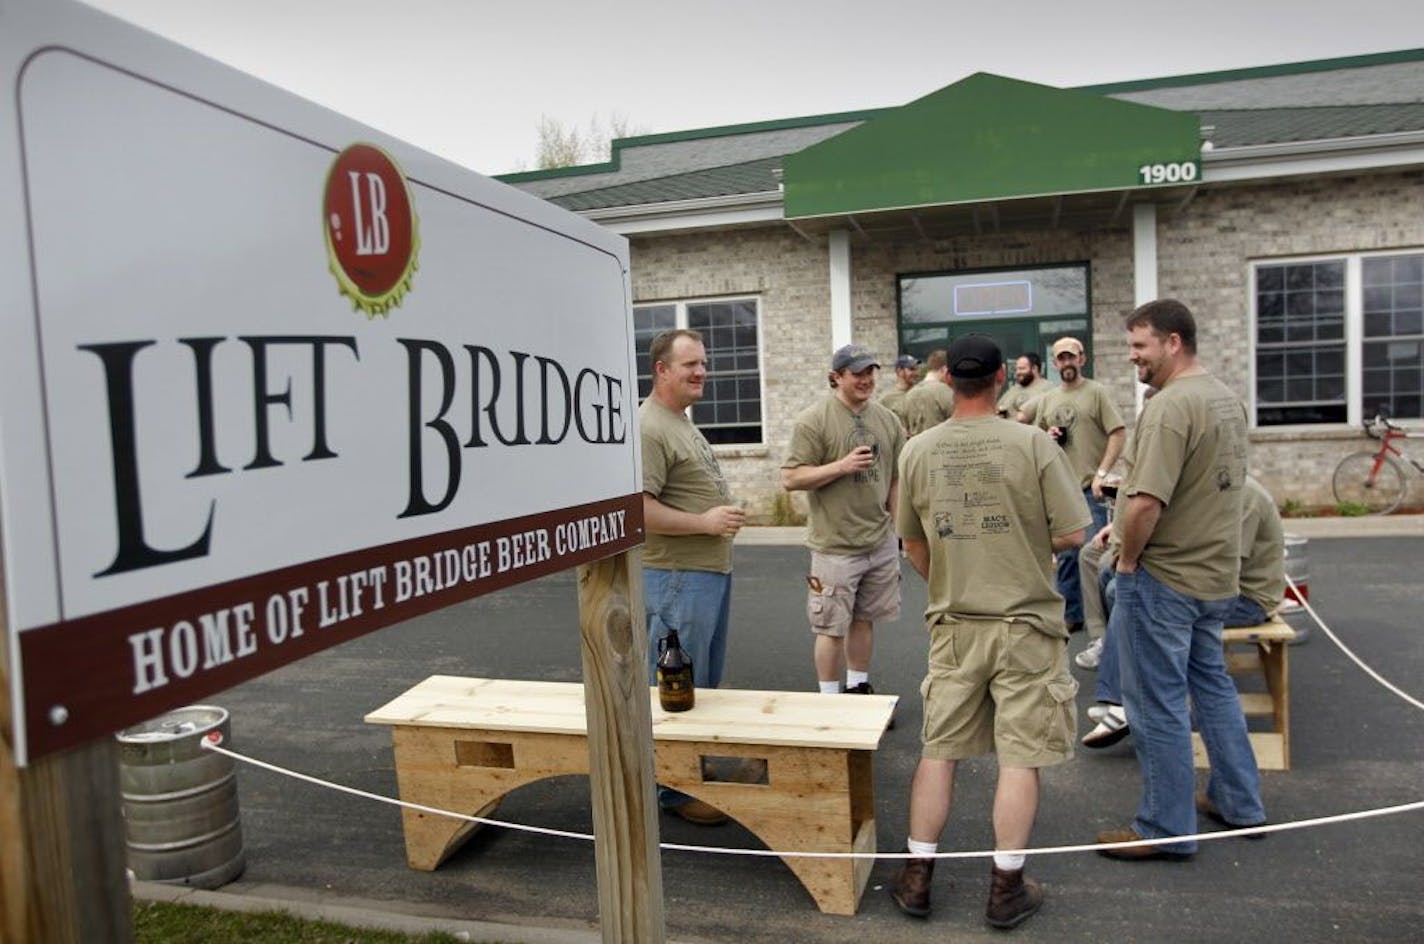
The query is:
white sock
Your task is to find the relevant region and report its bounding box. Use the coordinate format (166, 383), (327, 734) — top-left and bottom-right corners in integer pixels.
(846, 669), (870, 688)
(818, 680), (843, 694)
(994, 852), (1026, 871)
(907, 838), (938, 857)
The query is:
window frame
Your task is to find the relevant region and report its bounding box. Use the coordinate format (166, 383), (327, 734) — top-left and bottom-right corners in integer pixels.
(1249, 248), (1424, 430)
(632, 294), (766, 448)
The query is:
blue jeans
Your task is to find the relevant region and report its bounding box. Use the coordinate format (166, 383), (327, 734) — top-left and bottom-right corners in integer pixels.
(1094, 566), (1122, 705)
(644, 567), (732, 808)
(1221, 594), (1268, 628)
(1113, 567), (1265, 852)
(1056, 488), (1109, 624)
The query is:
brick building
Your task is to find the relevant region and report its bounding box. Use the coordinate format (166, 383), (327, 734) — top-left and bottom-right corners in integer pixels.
(505, 50), (1424, 516)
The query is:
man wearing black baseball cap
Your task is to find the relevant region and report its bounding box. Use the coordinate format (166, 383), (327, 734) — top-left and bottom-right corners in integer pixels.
(892, 333), (1089, 930)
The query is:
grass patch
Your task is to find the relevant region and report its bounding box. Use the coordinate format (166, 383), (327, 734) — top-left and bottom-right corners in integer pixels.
(1334, 500), (1373, 517)
(770, 491), (805, 526)
(133, 900), (469, 944)
(1278, 497), (1311, 518)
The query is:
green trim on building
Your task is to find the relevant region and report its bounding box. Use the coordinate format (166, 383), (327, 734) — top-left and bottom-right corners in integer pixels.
(494, 108), (887, 184)
(1077, 47), (1424, 95)
(782, 73), (1202, 220)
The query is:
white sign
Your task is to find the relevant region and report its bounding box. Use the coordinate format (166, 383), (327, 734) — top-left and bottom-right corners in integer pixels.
(1, 0), (641, 764)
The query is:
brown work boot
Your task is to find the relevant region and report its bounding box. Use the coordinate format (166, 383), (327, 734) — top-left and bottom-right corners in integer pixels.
(890, 856), (935, 917)
(666, 798), (728, 826)
(985, 865), (1043, 930)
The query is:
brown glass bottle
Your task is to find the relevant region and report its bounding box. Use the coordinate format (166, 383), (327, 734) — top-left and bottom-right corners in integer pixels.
(656, 629), (695, 712)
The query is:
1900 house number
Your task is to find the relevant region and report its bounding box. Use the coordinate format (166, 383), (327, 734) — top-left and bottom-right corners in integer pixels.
(1138, 162), (1199, 184)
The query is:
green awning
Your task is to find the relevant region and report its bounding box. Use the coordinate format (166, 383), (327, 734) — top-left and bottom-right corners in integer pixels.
(782, 73), (1202, 219)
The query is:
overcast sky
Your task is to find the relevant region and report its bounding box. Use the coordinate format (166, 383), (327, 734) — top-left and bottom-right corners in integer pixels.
(83, 0), (1424, 176)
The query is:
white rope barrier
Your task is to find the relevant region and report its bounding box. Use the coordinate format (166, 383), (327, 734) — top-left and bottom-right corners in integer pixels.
(1284, 572), (1424, 712)
(197, 565), (1423, 863)
(201, 740), (1423, 861)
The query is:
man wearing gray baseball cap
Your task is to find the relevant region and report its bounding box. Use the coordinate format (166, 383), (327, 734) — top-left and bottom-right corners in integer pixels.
(783, 344), (907, 704)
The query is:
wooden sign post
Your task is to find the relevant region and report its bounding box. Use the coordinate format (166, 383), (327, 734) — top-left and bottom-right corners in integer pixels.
(578, 550), (665, 943)
(1, 569), (132, 944)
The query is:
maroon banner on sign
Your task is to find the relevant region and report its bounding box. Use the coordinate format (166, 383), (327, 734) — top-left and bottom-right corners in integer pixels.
(20, 493), (643, 760)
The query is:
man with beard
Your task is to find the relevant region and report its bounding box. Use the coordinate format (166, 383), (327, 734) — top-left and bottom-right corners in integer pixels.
(1030, 337), (1125, 633)
(783, 344), (907, 699)
(997, 352), (1053, 420)
(1096, 299), (1266, 860)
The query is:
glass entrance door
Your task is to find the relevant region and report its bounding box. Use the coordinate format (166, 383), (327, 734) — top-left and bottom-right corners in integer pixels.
(896, 263), (1093, 389)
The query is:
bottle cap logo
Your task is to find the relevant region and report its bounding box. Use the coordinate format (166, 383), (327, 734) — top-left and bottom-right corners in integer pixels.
(323, 143), (419, 317)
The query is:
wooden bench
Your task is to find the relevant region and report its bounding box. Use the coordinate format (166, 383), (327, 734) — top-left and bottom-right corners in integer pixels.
(365, 676), (897, 915)
(1192, 618), (1295, 771)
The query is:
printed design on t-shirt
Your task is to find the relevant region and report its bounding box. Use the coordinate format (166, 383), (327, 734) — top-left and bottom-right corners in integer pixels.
(927, 435), (1011, 541)
(1208, 394), (1248, 493)
(1047, 401), (1078, 436)
(694, 433), (731, 500)
(845, 416), (882, 485)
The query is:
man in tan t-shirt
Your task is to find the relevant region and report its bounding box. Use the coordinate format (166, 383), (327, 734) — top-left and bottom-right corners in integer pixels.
(783, 344), (906, 699)
(891, 334), (1088, 930)
(1031, 336), (1126, 634)
(1223, 475), (1286, 627)
(880, 353), (920, 431)
(1096, 299), (1266, 861)
(997, 352), (1053, 420)
(902, 349), (956, 436)
(640, 328), (746, 826)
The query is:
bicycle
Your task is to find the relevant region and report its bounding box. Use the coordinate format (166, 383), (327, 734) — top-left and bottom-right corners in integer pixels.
(1330, 411), (1424, 514)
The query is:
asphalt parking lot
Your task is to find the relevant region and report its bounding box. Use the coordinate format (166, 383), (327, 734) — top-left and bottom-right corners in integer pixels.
(142, 528), (1424, 943)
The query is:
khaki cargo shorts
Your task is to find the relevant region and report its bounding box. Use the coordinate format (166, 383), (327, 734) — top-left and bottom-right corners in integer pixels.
(919, 616), (1077, 768)
(806, 531), (901, 638)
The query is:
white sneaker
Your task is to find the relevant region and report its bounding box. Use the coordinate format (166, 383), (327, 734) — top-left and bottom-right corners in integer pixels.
(1075, 637), (1104, 670)
(1087, 704), (1110, 723)
(1082, 705), (1130, 748)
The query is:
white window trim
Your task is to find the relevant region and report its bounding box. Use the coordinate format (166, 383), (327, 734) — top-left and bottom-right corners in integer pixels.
(632, 294), (767, 448)
(1249, 247), (1424, 431)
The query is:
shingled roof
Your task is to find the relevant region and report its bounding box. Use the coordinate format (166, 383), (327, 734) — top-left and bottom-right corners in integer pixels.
(504, 49), (1424, 213)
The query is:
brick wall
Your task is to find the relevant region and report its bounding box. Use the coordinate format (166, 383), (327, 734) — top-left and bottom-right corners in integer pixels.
(631, 228), (830, 522)
(1155, 169), (1424, 510)
(629, 168), (1424, 516)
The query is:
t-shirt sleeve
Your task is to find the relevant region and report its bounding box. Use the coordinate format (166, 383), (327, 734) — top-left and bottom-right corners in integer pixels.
(1124, 405), (1186, 506)
(1098, 386), (1126, 434)
(1041, 439), (1093, 536)
(782, 417), (820, 469)
(1023, 394), (1045, 427)
(641, 422), (669, 496)
(895, 446), (925, 540)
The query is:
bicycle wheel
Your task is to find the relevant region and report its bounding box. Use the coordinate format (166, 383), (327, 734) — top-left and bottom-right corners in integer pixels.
(1331, 451), (1406, 514)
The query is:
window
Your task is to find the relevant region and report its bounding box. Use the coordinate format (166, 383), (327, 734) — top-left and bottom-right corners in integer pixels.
(1363, 254), (1423, 421)
(1253, 251), (1422, 426)
(633, 297), (763, 445)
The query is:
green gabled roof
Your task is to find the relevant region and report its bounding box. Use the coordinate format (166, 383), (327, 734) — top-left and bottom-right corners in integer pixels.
(782, 73), (1202, 220)
(547, 156), (782, 211)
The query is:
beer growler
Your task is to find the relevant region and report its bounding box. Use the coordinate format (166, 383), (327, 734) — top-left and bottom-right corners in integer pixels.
(656, 629), (695, 712)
